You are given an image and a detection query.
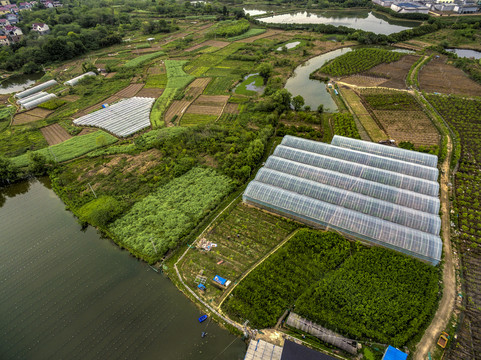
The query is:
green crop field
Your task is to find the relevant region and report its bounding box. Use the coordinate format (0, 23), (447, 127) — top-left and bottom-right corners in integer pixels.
(145, 74), (167, 88)
(11, 130), (118, 167)
(123, 51), (165, 68)
(180, 113), (217, 126)
(204, 77), (237, 95)
(185, 43), (245, 77)
(208, 19), (250, 38)
(109, 167), (234, 258)
(222, 229), (354, 329)
(295, 247), (439, 347)
(331, 113), (361, 139)
(0, 125), (48, 158)
(319, 48), (404, 77)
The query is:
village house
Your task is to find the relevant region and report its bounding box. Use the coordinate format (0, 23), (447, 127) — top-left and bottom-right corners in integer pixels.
(6, 13), (18, 24)
(0, 18), (9, 27)
(0, 34), (9, 46)
(32, 22), (49, 35)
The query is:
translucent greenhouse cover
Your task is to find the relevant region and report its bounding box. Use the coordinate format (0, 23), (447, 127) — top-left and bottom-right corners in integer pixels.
(273, 145), (439, 197)
(17, 91), (48, 105)
(64, 71), (97, 86)
(282, 135), (438, 182)
(331, 135), (438, 168)
(255, 168), (440, 235)
(264, 157), (440, 214)
(15, 80), (58, 99)
(73, 97), (155, 137)
(244, 135), (442, 265)
(22, 93), (57, 110)
(243, 182), (442, 265)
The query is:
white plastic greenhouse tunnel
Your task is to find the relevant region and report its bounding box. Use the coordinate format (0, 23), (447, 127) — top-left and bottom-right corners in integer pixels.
(15, 80), (58, 99)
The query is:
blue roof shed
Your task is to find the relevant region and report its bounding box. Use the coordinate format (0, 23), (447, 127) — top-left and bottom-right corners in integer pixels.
(213, 275), (227, 285)
(382, 346), (408, 360)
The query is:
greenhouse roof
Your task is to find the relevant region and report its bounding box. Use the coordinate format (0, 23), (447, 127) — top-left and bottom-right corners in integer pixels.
(244, 136), (442, 265)
(331, 135), (438, 168)
(73, 97), (155, 137)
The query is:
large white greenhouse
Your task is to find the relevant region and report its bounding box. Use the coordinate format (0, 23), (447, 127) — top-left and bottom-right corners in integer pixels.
(243, 135), (442, 265)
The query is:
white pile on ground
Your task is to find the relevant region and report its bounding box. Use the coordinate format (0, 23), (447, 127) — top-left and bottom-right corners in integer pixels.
(73, 97), (155, 137)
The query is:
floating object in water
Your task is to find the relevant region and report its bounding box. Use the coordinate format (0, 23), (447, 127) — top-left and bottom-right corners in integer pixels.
(198, 315), (208, 323)
(201, 332), (207, 338)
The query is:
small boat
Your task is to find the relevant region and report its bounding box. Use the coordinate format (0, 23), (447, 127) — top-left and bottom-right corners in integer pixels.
(198, 315), (208, 323)
(201, 332), (207, 338)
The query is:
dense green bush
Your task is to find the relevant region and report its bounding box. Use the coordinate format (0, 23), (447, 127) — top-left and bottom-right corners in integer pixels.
(332, 113), (360, 139)
(77, 196), (125, 227)
(38, 98), (67, 110)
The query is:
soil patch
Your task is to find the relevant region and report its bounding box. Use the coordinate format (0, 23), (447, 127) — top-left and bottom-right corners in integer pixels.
(116, 83), (144, 97)
(186, 105), (223, 116)
(367, 55), (419, 89)
(12, 113), (41, 125)
(77, 128), (97, 136)
(40, 123), (72, 145)
(62, 95), (81, 102)
(224, 103), (239, 114)
(136, 87), (164, 98)
(105, 72), (117, 79)
(165, 100), (190, 124)
(419, 56), (481, 96)
(341, 75), (388, 87)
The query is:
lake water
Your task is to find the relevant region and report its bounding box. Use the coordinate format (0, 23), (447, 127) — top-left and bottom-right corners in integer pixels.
(446, 48), (481, 59)
(285, 47), (353, 112)
(0, 180), (246, 360)
(243, 8), (267, 16)
(258, 10), (419, 35)
(0, 72), (44, 95)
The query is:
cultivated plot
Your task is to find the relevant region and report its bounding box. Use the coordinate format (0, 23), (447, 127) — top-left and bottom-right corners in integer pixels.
(40, 124), (72, 145)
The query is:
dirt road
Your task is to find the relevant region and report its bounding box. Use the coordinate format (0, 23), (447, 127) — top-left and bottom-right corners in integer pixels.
(413, 97), (456, 360)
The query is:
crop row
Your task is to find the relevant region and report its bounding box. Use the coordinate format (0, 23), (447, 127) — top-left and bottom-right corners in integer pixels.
(331, 113), (361, 139)
(320, 48), (404, 77)
(123, 51), (165, 68)
(207, 19), (250, 38)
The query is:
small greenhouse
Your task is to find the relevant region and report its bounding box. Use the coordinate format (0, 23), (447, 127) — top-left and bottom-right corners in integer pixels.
(243, 135), (442, 265)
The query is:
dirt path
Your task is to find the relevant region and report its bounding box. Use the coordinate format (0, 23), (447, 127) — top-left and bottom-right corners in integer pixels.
(413, 93), (456, 360)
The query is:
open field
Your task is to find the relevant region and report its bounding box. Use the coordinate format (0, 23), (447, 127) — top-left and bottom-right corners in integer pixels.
(135, 87), (164, 98)
(178, 203), (298, 304)
(419, 56), (481, 96)
(223, 103), (239, 114)
(165, 100), (190, 124)
(179, 113), (218, 126)
(338, 86), (387, 142)
(359, 88), (440, 147)
(115, 83), (145, 97)
(185, 77), (211, 99)
(40, 124), (72, 145)
(185, 94), (229, 117)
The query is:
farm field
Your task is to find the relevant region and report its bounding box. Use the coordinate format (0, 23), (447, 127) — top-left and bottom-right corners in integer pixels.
(236, 29), (283, 43)
(338, 86), (387, 142)
(11, 130), (117, 167)
(136, 87), (164, 98)
(331, 113), (360, 139)
(426, 95), (481, 359)
(359, 88), (440, 147)
(204, 76), (237, 95)
(223, 103), (239, 114)
(165, 100), (190, 124)
(228, 28), (266, 41)
(178, 203), (298, 304)
(419, 56), (481, 96)
(185, 94), (229, 117)
(180, 113), (217, 126)
(40, 124), (72, 145)
(0, 125), (48, 158)
(317, 48), (404, 77)
(184, 40), (230, 52)
(13, 109), (53, 125)
(109, 167), (234, 261)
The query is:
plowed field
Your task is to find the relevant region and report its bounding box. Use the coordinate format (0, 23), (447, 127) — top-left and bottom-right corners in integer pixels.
(224, 103), (239, 114)
(40, 123), (72, 145)
(116, 83), (144, 97)
(136, 87), (164, 98)
(419, 56), (481, 96)
(186, 105), (223, 116)
(13, 108), (54, 125)
(165, 100), (190, 124)
(194, 95), (229, 106)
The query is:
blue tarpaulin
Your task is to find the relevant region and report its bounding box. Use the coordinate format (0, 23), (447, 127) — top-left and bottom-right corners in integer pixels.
(382, 346), (408, 360)
(213, 275), (227, 285)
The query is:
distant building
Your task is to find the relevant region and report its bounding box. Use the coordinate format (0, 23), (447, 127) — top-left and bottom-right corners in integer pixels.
(0, 0), (10, 5)
(32, 22), (50, 35)
(4, 25), (22, 36)
(390, 2), (430, 13)
(453, 3), (479, 13)
(0, 35), (9, 46)
(6, 13), (17, 23)
(373, 0), (395, 7)
(0, 18), (9, 27)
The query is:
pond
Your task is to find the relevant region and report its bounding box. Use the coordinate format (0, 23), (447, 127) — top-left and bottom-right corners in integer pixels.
(285, 47), (353, 112)
(446, 48), (481, 60)
(258, 10), (420, 35)
(0, 179), (246, 360)
(243, 8), (267, 16)
(235, 73), (265, 95)
(0, 72), (44, 95)
(277, 41), (301, 51)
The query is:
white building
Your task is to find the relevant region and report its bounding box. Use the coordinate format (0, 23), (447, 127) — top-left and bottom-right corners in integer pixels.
(390, 2), (430, 13)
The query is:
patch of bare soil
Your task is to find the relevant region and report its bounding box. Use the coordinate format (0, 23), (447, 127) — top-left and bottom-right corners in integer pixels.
(223, 103), (239, 114)
(40, 123), (72, 145)
(419, 56), (481, 96)
(185, 40), (230, 52)
(136, 87), (164, 98)
(237, 29), (284, 43)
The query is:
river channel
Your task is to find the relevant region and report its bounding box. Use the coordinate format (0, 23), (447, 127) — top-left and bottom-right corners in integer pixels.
(285, 47), (353, 112)
(258, 10), (420, 35)
(0, 179), (246, 359)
